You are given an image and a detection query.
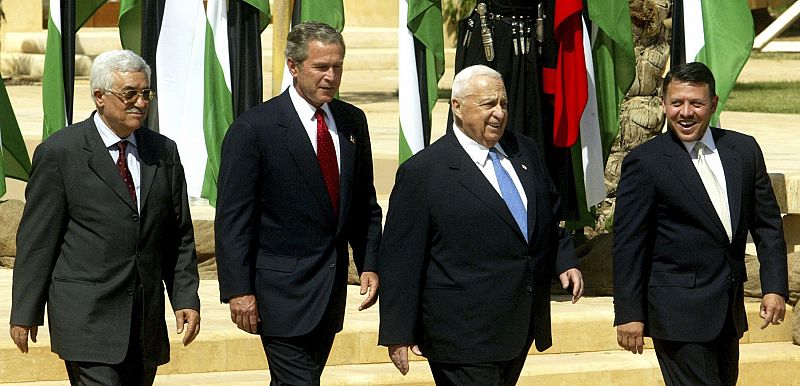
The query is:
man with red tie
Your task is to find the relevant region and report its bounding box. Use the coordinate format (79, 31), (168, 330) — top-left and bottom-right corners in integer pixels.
(215, 21), (382, 385)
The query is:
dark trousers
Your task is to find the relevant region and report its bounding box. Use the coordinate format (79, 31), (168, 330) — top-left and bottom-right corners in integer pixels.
(260, 320), (338, 386)
(653, 313), (740, 386)
(65, 281), (156, 386)
(428, 340), (533, 386)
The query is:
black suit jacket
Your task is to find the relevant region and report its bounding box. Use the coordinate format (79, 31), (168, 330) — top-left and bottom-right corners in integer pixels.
(613, 128), (788, 342)
(378, 130), (577, 363)
(10, 115), (200, 366)
(215, 90), (382, 337)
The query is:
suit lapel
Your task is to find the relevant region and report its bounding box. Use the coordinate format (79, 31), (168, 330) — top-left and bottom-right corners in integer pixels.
(135, 129), (158, 211)
(714, 129), (742, 236)
(275, 92), (336, 220)
(330, 100), (355, 228)
(663, 133), (728, 241)
(446, 134), (527, 243)
(83, 118), (138, 212)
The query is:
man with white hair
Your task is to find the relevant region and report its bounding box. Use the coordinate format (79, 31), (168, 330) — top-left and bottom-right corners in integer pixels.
(9, 49), (200, 385)
(378, 64), (583, 385)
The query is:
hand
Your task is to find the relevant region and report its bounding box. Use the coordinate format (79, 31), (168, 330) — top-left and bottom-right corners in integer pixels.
(616, 321), (645, 354)
(229, 294), (260, 334)
(559, 268), (584, 303)
(9, 325), (38, 353)
(387, 344), (423, 375)
(175, 309), (200, 346)
(760, 293), (786, 329)
(359, 271), (379, 311)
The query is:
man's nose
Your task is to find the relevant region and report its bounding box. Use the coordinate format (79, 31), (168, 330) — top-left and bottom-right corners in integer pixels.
(679, 102), (691, 117)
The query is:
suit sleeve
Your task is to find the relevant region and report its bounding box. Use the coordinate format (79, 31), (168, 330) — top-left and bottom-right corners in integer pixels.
(378, 162), (429, 346)
(215, 118), (260, 302)
(347, 108), (382, 273)
(748, 139), (789, 298)
(613, 151), (655, 325)
(10, 142), (68, 326)
(164, 145), (200, 311)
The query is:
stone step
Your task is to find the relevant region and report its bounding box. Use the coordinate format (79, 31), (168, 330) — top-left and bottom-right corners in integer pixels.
(4, 342), (797, 385)
(0, 270), (794, 383)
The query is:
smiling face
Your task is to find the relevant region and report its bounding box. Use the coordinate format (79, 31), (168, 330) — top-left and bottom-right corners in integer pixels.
(662, 80), (718, 143)
(93, 71), (150, 138)
(287, 40), (344, 108)
(451, 75), (508, 148)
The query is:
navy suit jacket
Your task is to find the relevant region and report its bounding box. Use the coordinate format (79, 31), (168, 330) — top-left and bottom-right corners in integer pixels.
(10, 116), (199, 366)
(378, 130), (577, 363)
(215, 90), (382, 337)
(613, 128), (788, 342)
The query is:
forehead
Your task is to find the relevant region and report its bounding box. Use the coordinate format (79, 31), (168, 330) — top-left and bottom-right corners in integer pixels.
(665, 81), (709, 99)
(305, 41), (344, 60)
(468, 76), (506, 98)
(112, 71), (149, 88)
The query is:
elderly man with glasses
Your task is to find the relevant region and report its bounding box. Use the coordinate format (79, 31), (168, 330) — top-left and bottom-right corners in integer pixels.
(9, 49), (200, 385)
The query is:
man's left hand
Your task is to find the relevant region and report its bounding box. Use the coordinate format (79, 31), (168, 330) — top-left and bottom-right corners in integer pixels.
(175, 309), (200, 346)
(760, 293), (786, 329)
(559, 268), (584, 303)
(359, 271), (379, 311)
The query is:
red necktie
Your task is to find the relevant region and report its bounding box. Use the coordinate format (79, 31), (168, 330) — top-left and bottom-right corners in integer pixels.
(117, 140), (138, 208)
(315, 109), (339, 216)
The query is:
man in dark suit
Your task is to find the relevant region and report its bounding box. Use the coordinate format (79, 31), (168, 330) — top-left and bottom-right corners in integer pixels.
(215, 21), (382, 385)
(613, 62), (788, 385)
(9, 50), (200, 385)
(378, 65), (583, 385)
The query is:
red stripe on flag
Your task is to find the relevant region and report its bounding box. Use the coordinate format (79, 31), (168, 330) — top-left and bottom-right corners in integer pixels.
(543, 0), (588, 148)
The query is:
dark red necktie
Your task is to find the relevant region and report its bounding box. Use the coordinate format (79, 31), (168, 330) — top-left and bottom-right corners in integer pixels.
(116, 140), (138, 208)
(315, 109), (339, 216)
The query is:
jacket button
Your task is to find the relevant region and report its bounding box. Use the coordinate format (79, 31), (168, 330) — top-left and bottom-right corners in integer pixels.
(131, 215), (139, 222)
(127, 288), (135, 296)
(526, 286), (533, 292)
(329, 263), (336, 269)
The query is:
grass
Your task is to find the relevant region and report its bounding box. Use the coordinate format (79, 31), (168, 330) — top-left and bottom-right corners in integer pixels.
(725, 81), (800, 114)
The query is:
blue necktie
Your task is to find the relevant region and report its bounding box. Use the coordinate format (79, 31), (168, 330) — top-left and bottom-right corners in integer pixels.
(488, 148), (528, 241)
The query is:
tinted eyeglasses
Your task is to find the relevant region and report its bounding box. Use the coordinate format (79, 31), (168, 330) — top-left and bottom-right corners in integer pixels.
(107, 88), (156, 104)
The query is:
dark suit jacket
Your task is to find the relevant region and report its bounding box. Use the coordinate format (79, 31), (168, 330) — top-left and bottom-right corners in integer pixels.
(377, 130), (577, 363)
(613, 128), (788, 342)
(215, 90), (382, 337)
(10, 115), (200, 366)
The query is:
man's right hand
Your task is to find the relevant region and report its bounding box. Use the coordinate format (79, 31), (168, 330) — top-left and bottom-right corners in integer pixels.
(616, 321), (645, 354)
(229, 294), (260, 334)
(9, 325), (38, 353)
(388, 344), (423, 375)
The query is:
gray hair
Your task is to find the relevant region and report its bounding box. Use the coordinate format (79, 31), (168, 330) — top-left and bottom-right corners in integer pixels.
(90, 50), (151, 96)
(451, 65), (503, 100)
(285, 21), (345, 64)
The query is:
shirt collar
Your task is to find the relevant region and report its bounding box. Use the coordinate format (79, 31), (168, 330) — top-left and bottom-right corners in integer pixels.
(93, 112), (138, 149)
(288, 84), (333, 123)
(453, 123), (508, 165)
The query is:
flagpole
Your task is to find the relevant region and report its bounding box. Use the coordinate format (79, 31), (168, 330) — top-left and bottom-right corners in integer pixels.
(271, 0), (292, 97)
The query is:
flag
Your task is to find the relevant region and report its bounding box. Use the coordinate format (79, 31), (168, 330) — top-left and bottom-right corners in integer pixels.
(0, 77), (32, 196)
(41, 0), (106, 139)
(229, 0), (270, 117)
(155, 0), (207, 197)
(568, 1), (635, 228)
(280, 0), (346, 92)
(541, 0), (587, 148)
(398, 0), (444, 162)
(672, 0), (754, 124)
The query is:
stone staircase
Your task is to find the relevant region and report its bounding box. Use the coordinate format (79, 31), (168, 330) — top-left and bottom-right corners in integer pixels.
(0, 270), (797, 385)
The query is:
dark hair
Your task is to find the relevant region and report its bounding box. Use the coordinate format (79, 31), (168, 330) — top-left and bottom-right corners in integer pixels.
(661, 62), (716, 98)
(285, 21), (345, 64)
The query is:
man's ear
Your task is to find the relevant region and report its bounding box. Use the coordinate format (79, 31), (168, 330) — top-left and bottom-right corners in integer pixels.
(451, 98), (461, 120)
(286, 57), (300, 77)
(93, 90), (105, 107)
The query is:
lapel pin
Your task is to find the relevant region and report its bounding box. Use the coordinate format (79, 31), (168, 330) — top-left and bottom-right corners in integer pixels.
(521, 164), (528, 170)
(349, 135), (356, 144)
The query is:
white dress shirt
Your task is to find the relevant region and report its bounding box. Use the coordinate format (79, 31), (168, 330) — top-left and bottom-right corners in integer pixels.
(288, 85), (341, 169)
(94, 113), (141, 212)
(453, 125), (528, 210)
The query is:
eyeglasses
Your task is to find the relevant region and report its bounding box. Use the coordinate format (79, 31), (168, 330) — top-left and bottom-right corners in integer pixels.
(107, 88), (156, 104)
